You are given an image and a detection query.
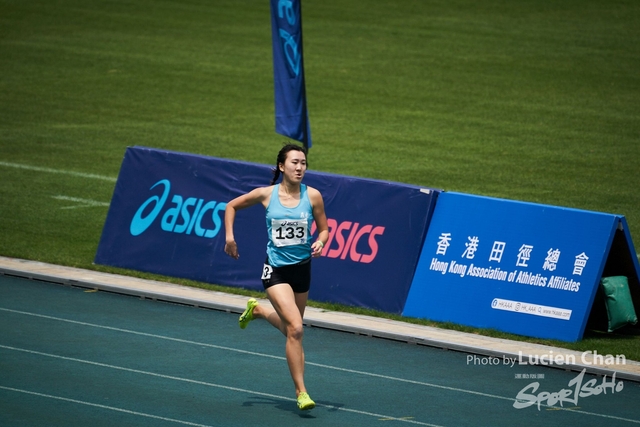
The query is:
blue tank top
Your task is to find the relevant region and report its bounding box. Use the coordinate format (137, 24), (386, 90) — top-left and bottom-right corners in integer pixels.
(266, 184), (313, 267)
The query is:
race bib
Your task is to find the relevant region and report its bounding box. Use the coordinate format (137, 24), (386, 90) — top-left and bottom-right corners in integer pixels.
(271, 219), (308, 247)
(261, 263), (273, 280)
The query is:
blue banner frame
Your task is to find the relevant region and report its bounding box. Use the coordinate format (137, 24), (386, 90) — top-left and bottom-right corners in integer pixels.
(95, 147), (439, 314)
(402, 192), (637, 342)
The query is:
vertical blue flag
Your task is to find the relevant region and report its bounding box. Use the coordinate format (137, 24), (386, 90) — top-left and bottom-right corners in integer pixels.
(270, 0), (312, 148)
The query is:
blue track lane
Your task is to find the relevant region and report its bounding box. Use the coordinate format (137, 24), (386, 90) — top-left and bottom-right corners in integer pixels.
(1, 276), (639, 426)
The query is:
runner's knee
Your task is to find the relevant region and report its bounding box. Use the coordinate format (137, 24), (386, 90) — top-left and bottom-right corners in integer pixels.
(286, 322), (304, 340)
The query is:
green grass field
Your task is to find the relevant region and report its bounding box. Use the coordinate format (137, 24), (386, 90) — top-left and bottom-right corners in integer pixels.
(1, 0), (639, 357)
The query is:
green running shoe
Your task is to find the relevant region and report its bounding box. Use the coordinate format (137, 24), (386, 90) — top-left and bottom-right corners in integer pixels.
(238, 298), (258, 329)
(297, 392), (315, 410)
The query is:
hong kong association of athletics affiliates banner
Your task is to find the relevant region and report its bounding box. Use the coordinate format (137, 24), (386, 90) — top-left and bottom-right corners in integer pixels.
(270, 0), (311, 147)
(95, 147), (439, 314)
(403, 192), (640, 342)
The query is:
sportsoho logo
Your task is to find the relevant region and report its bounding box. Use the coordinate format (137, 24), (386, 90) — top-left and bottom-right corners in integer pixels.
(130, 179), (226, 238)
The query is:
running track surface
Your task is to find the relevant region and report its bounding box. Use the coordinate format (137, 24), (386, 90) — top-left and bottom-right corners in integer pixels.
(1, 275), (639, 426)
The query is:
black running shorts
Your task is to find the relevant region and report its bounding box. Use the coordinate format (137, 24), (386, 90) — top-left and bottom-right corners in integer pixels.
(261, 257), (311, 293)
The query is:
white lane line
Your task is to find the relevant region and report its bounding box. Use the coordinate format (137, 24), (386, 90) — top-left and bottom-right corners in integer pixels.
(1, 307), (502, 401)
(2, 308), (639, 424)
(0, 308), (286, 361)
(0, 308), (551, 402)
(0, 344), (443, 427)
(0, 161), (117, 182)
(0, 385), (215, 427)
(51, 195), (110, 209)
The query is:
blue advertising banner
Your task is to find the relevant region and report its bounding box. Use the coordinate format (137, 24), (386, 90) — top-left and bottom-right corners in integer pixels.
(270, 0), (311, 147)
(95, 147), (438, 314)
(402, 192), (634, 342)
